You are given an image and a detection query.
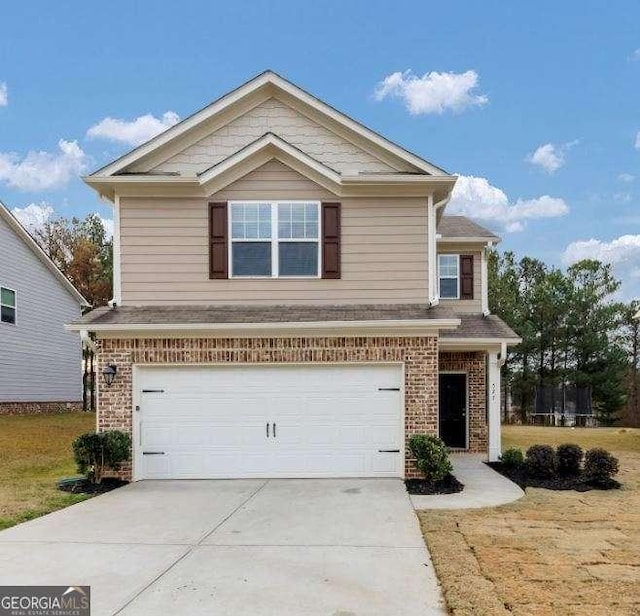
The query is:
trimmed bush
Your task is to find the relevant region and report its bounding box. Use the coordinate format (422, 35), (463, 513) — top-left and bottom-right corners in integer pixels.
(584, 448), (619, 484)
(525, 444), (557, 478)
(500, 448), (524, 468)
(408, 434), (452, 482)
(556, 443), (583, 476)
(73, 430), (131, 484)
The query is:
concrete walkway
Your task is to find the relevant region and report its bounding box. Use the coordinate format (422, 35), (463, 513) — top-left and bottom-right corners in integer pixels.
(0, 479), (445, 616)
(411, 454), (524, 510)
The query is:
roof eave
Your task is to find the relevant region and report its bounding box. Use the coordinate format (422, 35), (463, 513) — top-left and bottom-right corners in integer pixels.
(437, 236), (501, 245)
(66, 317), (461, 335)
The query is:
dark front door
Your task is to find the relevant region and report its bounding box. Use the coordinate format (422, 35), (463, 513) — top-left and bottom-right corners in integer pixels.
(439, 373), (467, 448)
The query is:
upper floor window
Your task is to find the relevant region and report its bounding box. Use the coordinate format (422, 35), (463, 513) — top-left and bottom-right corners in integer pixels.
(1, 287), (16, 324)
(230, 201), (320, 277)
(438, 254), (459, 299)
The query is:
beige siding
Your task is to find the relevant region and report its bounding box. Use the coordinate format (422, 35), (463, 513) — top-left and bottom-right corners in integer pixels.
(437, 242), (483, 314)
(152, 98), (396, 175)
(120, 161), (428, 305)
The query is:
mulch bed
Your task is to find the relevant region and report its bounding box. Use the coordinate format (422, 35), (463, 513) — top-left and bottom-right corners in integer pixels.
(405, 473), (464, 495)
(487, 462), (621, 492)
(58, 477), (128, 495)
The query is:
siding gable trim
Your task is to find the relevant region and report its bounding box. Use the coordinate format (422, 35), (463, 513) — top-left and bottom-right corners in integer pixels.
(0, 202), (89, 307)
(199, 133), (342, 196)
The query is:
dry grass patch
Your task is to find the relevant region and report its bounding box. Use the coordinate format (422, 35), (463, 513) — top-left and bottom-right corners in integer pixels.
(420, 426), (640, 615)
(0, 412), (96, 529)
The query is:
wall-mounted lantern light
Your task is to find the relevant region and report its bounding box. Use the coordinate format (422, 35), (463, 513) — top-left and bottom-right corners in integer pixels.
(102, 364), (117, 387)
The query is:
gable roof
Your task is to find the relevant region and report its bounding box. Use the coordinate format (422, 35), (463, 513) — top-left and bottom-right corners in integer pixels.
(437, 215), (501, 243)
(0, 202), (90, 307)
(88, 70), (451, 180)
(197, 132), (342, 194)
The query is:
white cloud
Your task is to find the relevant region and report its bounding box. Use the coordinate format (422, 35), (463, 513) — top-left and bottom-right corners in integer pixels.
(87, 111), (180, 146)
(374, 69), (488, 115)
(0, 82), (7, 107)
(618, 173), (635, 183)
(0, 140), (88, 191)
(11, 202), (54, 233)
(448, 175), (569, 233)
(527, 140), (578, 174)
(635, 131), (640, 150)
(563, 235), (640, 298)
(563, 235), (640, 266)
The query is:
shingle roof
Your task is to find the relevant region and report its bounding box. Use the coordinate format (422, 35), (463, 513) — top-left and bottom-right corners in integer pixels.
(440, 314), (519, 340)
(438, 216), (500, 241)
(76, 303), (456, 326)
(73, 304), (519, 342)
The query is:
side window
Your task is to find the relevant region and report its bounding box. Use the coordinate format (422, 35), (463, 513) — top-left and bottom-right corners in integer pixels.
(438, 255), (459, 299)
(1, 287), (16, 324)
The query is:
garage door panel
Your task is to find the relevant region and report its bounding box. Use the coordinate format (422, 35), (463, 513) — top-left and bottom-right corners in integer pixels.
(135, 364), (403, 479)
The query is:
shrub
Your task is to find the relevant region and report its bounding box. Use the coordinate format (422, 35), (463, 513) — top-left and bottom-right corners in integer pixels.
(525, 445), (557, 478)
(408, 434), (452, 482)
(584, 448), (619, 484)
(73, 430), (131, 484)
(500, 448), (524, 468)
(556, 443), (583, 476)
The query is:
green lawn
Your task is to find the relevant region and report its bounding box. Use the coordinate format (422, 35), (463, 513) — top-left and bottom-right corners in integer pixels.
(0, 412), (96, 530)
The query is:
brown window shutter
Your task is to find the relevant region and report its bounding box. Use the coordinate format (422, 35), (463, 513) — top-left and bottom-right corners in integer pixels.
(321, 202), (341, 279)
(209, 202), (228, 279)
(460, 255), (474, 299)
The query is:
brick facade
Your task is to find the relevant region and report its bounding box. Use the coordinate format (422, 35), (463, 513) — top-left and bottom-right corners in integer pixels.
(439, 351), (487, 453)
(96, 336), (488, 481)
(0, 401), (83, 416)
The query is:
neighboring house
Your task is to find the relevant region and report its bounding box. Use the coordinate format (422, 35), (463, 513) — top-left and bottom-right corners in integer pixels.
(0, 202), (89, 414)
(70, 71), (519, 481)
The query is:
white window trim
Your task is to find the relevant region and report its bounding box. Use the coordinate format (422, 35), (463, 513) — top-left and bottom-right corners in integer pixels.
(0, 285), (17, 325)
(228, 201), (322, 279)
(438, 254), (460, 300)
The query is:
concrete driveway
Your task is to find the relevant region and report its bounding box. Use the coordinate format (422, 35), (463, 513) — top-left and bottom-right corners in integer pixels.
(0, 479), (444, 615)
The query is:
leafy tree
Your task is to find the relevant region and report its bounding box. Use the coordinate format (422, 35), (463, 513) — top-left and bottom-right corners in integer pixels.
(619, 301), (640, 426)
(489, 253), (629, 426)
(32, 213), (112, 307)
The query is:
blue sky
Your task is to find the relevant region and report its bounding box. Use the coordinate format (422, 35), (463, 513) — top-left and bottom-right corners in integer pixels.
(1, 1), (639, 298)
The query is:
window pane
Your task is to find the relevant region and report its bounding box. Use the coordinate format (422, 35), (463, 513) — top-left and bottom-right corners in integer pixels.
(232, 242), (271, 276)
(1, 305), (15, 324)
(245, 221), (258, 239)
(231, 222), (244, 239)
(279, 242), (318, 276)
(231, 203), (271, 240)
(439, 255), (459, 277)
(440, 278), (458, 299)
(278, 202), (318, 239)
(1, 288), (15, 307)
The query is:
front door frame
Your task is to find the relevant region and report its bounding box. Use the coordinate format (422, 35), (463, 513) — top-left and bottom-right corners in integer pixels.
(438, 370), (469, 450)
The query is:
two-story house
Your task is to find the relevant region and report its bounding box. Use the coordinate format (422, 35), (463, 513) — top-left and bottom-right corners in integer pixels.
(69, 72), (519, 481)
(1, 202), (88, 414)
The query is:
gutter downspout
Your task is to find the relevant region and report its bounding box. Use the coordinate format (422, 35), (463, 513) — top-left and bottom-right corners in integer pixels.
(429, 194), (451, 306)
(80, 329), (98, 354)
(108, 194), (121, 308)
(481, 241), (493, 316)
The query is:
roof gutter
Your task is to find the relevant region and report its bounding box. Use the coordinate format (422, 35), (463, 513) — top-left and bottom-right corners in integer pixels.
(66, 317), (461, 335)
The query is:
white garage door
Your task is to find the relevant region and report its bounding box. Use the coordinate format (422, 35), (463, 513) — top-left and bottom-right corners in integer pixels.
(134, 364), (403, 480)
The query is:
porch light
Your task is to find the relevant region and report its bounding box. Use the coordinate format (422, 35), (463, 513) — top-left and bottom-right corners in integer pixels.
(102, 364), (117, 387)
